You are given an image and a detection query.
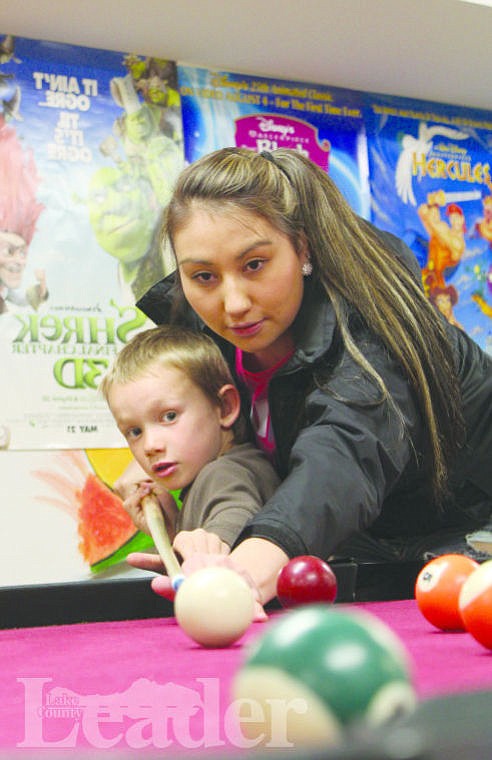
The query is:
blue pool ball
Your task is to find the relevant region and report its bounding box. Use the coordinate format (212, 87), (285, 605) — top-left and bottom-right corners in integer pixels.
(233, 605), (416, 748)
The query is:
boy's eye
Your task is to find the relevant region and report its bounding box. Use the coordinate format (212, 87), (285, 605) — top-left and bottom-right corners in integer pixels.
(162, 410), (177, 423)
(126, 426), (142, 440)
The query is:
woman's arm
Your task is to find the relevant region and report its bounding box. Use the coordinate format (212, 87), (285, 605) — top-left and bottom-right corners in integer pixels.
(228, 537), (289, 606)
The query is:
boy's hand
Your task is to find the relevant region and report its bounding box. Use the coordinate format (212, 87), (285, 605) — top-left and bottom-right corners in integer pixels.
(123, 482), (155, 534)
(114, 458), (149, 501)
(123, 482), (178, 537)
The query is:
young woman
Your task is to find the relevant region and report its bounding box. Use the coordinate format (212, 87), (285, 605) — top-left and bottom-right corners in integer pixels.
(121, 147), (492, 610)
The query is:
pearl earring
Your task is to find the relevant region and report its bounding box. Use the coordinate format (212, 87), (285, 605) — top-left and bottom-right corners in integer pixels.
(302, 261), (313, 277)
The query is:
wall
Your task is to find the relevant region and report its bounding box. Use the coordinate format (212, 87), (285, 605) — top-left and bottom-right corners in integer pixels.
(1, 0), (491, 112)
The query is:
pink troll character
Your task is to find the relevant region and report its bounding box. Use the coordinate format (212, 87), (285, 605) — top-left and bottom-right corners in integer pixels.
(0, 120), (46, 314)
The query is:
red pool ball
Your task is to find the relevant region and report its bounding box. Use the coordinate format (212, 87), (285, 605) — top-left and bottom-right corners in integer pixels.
(459, 560), (492, 650)
(415, 554), (479, 631)
(277, 555), (337, 608)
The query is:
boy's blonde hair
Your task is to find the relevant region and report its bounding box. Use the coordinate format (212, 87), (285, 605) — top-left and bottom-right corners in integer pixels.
(100, 325), (246, 440)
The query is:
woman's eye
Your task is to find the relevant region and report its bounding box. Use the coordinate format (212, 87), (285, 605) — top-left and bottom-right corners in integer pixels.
(191, 271), (215, 284)
(245, 258), (265, 272)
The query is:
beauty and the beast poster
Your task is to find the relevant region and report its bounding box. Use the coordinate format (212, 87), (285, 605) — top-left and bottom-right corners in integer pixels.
(178, 64), (369, 218)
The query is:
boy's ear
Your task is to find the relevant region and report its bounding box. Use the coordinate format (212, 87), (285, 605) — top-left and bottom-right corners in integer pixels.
(218, 384), (241, 429)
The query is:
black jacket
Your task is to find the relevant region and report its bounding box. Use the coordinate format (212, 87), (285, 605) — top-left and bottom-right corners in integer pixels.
(137, 230), (492, 559)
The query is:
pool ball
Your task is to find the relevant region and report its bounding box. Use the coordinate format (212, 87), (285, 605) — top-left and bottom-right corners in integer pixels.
(459, 559), (492, 650)
(174, 566), (255, 648)
(415, 554), (479, 631)
(233, 605), (416, 748)
(277, 555), (337, 608)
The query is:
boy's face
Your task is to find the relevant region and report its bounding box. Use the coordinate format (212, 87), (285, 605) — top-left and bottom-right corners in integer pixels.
(107, 364), (229, 491)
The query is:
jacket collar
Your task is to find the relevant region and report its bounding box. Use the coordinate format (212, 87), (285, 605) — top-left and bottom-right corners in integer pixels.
(136, 272), (178, 326)
(290, 279), (337, 366)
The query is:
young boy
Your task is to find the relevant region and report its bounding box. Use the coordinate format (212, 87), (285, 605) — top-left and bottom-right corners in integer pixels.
(100, 325), (280, 563)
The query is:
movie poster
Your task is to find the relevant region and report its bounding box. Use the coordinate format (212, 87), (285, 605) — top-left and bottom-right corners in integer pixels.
(365, 93), (492, 354)
(0, 34), (184, 449)
(178, 65), (369, 217)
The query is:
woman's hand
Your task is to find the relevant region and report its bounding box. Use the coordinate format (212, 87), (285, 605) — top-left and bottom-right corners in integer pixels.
(173, 529), (230, 560)
(127, 525), (229, 563)
(127, 550), (267, 621)
(126, 550), (164, 574)
(154, 554), (268, 622)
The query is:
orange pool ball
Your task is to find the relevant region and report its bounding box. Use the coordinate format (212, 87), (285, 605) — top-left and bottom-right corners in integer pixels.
(415, 554), (479, 631)
(459, 560), (492, 650)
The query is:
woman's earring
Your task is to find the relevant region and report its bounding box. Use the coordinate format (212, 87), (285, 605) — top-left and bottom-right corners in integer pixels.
(302, 261), (313, 277)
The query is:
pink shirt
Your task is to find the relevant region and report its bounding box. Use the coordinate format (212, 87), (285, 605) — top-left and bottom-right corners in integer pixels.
(235, 348), (294, 460)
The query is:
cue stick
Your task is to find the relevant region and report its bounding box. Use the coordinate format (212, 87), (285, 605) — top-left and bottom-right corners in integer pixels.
(142, 493), (185, 590)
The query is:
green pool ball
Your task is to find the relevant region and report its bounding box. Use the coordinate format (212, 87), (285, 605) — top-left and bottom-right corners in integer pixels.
(233, 605), (416, 749)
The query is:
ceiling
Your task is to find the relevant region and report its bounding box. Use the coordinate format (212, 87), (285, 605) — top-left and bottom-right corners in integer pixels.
(0, 0), (491, 112)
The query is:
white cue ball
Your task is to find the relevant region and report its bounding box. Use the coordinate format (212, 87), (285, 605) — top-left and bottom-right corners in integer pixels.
(174, 566), (255, 647)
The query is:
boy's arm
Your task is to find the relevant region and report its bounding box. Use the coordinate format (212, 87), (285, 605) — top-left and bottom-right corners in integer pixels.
(178, 450), (280, 547)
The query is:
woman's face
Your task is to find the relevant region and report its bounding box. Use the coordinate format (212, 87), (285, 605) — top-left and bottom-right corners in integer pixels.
(174, 208), (309, 370)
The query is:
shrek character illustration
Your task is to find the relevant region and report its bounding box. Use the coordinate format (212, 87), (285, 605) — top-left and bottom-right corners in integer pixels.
(88, 164), (172, 302)
(110, 73), (183, 206)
